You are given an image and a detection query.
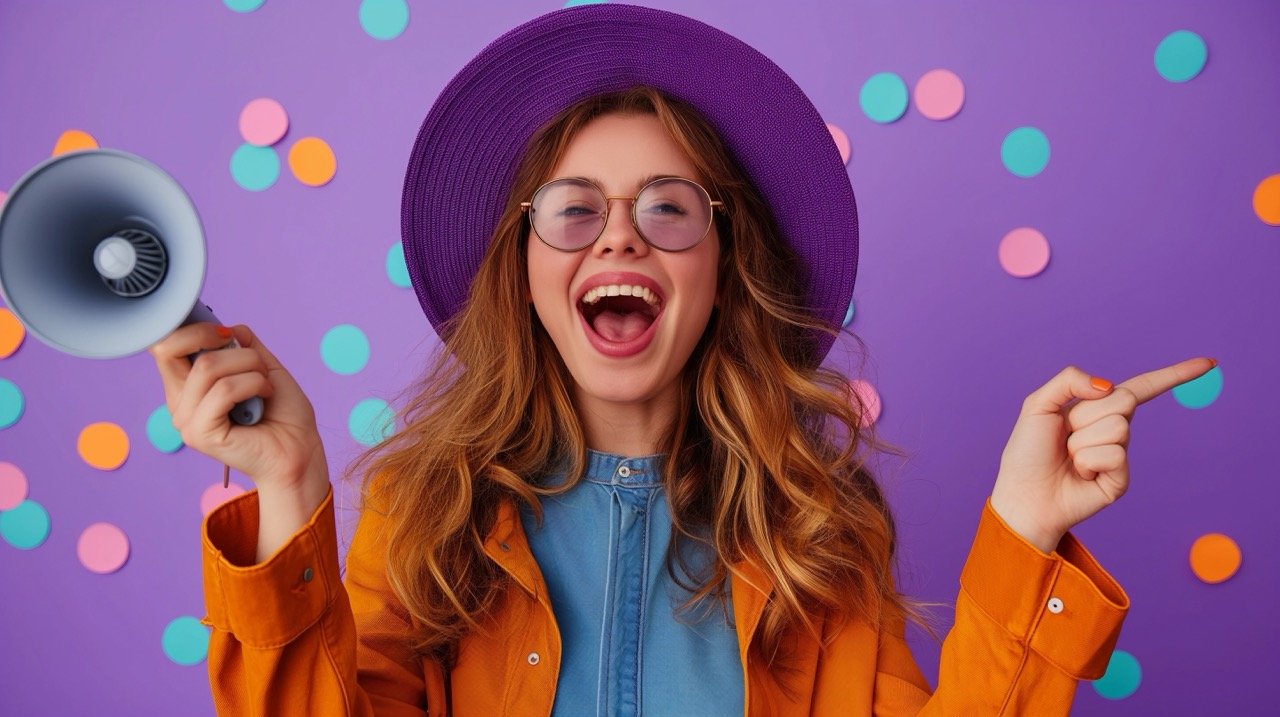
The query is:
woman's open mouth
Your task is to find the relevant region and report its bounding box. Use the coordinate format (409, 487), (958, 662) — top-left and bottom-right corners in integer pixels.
(577, 289), (664, 358)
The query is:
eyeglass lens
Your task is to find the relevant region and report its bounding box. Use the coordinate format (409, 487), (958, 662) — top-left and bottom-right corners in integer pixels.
(530, 178), (713, 251)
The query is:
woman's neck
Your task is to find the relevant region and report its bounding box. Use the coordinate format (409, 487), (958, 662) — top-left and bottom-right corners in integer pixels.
(574, 381), (679, 458)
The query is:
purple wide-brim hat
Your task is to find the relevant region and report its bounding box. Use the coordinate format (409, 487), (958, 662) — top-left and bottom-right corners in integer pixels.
(401, 2), (858, 366)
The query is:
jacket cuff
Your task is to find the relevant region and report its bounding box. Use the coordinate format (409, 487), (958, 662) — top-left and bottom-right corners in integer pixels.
(959, 496), (1131, 680)
(199, 484), (340, 648)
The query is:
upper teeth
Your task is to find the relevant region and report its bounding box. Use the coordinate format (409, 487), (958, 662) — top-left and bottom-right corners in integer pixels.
(581, 284), (661, 306)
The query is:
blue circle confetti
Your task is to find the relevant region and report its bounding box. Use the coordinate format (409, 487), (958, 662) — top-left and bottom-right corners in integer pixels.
(162, 616), (210, 666)
(0, 378), (24, 429)
(146, 404), (184, 453)
(386, 243), (411, 288)
(223, 0), (266, 12)
(321, 324), (371, 375)
(349, 398), (394, 447)
(1172, 364), (1222, 409)
(1001, 126), (1050, 178)
(843, 298), (857, 328)
(1155, 30), (1207, 83)
(565, 0), (609, 5)
(0, 499), (50, 550)
(859, 72), (909, 124)
(359, 0), (409, 40)
(230, 143), (280, 191)
(1092, 649), (1141, 699)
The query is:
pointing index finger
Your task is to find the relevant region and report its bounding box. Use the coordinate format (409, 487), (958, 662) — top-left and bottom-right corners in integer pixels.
(1116, 357), (1216, 406)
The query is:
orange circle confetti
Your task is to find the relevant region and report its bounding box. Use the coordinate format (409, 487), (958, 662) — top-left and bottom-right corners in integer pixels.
(1253, 173), (1280, 226)
(78, 422), (130, 471)
(53, 129), (99, 156)
(288, 136), (337, 186)
(1189, 532), (1241, 584)
(0, 308), (25, 358)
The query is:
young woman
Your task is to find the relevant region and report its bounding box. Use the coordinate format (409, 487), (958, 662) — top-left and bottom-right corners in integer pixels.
(149, 5), (1210, 715)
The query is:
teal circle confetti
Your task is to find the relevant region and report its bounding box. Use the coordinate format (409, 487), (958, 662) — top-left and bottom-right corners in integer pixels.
(0, 499), (50, 550)
(386, 243), (411, 288)
(843, 298), (857, 328)
(1155, 30), (1207, 83)
(162, 616), (210, 666)
(359, 0), (409, 40)
(321, 324), (371, 375)
(1172, 364), (1222, 409)
(146, 404), (184, 453)
(565, 0), (609, 5)
(1092, 649), (1141, 699)
(1001, 126), (1050, 178)
(230, 143), (280, 191)
(0, 378), (24, 429)
(859, 72), (909, 124)
(349, 398), (394, 446)
(223, 0), (266, 12)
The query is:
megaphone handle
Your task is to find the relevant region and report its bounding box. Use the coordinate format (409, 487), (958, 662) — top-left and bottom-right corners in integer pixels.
(183, 301), (265, 428)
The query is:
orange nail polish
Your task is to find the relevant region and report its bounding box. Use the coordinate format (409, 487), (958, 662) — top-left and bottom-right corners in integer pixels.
(1090, 376), (1113, 392)
(1209, 358), (1218, 368)
(216, 325), (233, 339)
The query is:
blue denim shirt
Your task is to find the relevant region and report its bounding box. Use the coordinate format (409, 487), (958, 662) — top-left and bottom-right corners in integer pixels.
(518, 449), (744, 716)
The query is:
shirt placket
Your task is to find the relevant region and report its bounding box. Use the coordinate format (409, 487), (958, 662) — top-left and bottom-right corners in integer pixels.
(596, 460), (654, 717)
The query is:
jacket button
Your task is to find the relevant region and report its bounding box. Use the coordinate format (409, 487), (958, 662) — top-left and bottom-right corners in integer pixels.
(1046, 596), (1064, 614)
(527, 652), (540, 666)
(302, 567), (313, 583)
(500, 542), (511, 552)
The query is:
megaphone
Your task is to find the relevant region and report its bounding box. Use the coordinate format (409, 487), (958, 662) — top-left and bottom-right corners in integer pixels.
(0, 148), (264, 429)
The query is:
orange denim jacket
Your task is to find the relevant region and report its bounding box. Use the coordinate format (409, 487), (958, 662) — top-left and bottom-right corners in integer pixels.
(200, 483), (1129, 716)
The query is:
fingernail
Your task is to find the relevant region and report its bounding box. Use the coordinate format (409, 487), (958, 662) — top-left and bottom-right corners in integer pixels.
(215, 325), (232, 339)
(1209, 358), (1218, 368)
(1090, 376), (1113, 391)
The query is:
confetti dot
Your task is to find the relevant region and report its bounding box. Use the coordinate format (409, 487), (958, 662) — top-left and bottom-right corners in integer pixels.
(201, 481), (247, 517)
(1189, 532), (1241, 583)
(0, 499), (50, 549)
(913, 68), (965, 121)
(0, 308), (26, 358)
(1155, 30), (1207, 83)
(387, 243), (411, 288)
(0, 378), (24, 429)
(239, 97), (289, 147)
(565, 0), (608, 5)
(859, 72), (909, 124)
(1001, 126), (1050, 178)
(998, 227), (1051, 278)
(146, 404), (183, 453)
(78, 422), (130, 470)
(52, 129), (98, 156)
(288, 136), (337, 187)
(359, 0), (409, 41)
(224, 0), (267, 12)
(847, 379), (882, 428)
(162, 616), (210, 666)
(843, 297), (856, 328)
(349, 398), (394, 447)
(0, 461), (29, 511)
(321, 324), (370, 375)
(0, 190), (7, 209)
(1092, 649), (1141, 700)
(1252, 173), (1280, 226)
(826, 123), (851, 165)
(230, 143), (280, 191)
(1171, 365), (1222, 409)
(77, 522), (130, 574)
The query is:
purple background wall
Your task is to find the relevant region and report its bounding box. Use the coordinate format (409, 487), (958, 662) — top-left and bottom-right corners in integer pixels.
(1, 1), (1276, 715)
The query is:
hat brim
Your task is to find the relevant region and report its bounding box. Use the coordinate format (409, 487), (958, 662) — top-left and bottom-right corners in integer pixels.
(401, 2), (858, 365)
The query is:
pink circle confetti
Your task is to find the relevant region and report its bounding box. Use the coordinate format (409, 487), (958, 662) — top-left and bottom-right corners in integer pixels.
(0, 461), (28, 510)
(998, 227), (1051, 278)
(913, 69), (965, 121)
(239, 97), (290, 147)
(201, 481), (247, 517)
(827, 123), (851, 165)
(77, 522), (130, 574)
(848, 379), (882, 427)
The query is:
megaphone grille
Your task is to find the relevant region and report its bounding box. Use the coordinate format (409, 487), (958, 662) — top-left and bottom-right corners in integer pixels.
(100, 228), (168, 298)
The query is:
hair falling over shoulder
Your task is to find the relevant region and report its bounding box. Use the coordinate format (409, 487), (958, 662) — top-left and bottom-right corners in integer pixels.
(340, 86), (948, 672)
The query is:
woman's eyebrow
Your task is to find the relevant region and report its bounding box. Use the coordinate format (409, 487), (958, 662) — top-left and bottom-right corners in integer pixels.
(579, 173), (683, 192)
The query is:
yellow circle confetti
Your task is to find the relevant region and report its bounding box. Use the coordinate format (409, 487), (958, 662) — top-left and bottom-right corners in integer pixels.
(0, 308), (25, 358)
(1252, 173), (1280, 226)
(1189, 532), (1241, 584)
(53, 129), (99, 156)
(288, 136), (337, 186)
(77, 422), (130, 471)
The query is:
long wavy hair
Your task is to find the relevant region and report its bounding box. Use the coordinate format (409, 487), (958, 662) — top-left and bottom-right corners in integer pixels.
(341, 85), (946, 677)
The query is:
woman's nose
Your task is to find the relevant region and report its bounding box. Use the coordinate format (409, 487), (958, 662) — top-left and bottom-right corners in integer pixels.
(593, 199), (649, 256)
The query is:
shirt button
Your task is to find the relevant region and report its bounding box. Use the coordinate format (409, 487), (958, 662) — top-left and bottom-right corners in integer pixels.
(1046, 596), (1064, 614)
(527, 651), (540, 666)
(618, 466), (631, 477)
(302, 567), (313, 583)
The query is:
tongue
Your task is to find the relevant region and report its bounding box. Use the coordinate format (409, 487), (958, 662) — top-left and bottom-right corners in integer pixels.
(592, 310), (651, 343)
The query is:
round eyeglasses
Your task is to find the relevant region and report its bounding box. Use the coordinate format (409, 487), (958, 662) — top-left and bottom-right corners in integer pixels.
(520, 176), (725, 252)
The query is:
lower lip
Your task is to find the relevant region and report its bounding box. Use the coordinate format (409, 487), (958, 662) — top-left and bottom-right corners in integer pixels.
(577, 305), (663, 358)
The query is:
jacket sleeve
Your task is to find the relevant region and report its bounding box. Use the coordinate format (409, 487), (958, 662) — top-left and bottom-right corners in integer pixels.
(199, 483), (429, 716)
(872, 496), (1131, 715)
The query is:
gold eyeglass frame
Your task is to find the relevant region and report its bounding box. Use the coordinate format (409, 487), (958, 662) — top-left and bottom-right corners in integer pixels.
(519, 176), (726, 253)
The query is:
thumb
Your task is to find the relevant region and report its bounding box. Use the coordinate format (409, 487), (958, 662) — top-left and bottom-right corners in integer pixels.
(1023, 365), (1114, 416)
